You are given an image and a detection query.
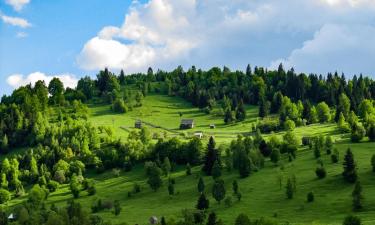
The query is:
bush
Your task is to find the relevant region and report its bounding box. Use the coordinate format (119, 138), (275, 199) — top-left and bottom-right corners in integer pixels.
(302, 136), (312, 146)
(307, 191), (314, 202)
(331, 149), (339, 163)
(284, 120), (295, 131)
(351, 123), (366, 143)
(257, 119), (280, 133)
(315, 166), (327, 179)
(224, 196), (232, 207)
(112, 98), (128, 113)
(343, 215), (361, 225)
(47, 180), (59, 192)
(133, 183), (141, 193)
(0, 189), (10, 204)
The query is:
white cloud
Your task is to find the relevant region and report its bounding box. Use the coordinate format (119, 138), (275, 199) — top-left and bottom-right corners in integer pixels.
(6, 72), (78, 89)
(5, 0), (30, 11)
(1, 14), (31, 28)
(16, 31), (28, 38)
(270, 24), (375, 75)
(77, 0), (375, 76)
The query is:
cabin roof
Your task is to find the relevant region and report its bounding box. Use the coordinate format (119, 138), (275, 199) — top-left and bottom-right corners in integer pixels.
(180, 119), (194, 125)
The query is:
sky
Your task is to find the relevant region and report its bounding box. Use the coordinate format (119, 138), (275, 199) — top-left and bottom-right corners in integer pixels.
(1, 0), (375, 96)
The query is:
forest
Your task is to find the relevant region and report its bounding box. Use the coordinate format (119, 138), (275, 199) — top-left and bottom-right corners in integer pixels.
(0, 64), (375, 225)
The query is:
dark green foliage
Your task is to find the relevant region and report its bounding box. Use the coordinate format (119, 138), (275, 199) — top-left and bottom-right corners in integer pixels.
(368, 123), (375, 141)
(286, 178), (294, 199)
(47, 180), (59, 192)
(315, 166), (327, 179)
(343, 149), (357, 183)
(235, 100), (246, 121)
(198, 177), (205, 193)
(114, 200), (122, 216)
(168, 181), (175, 196)
(112, 98), (128, 113)
(343, 215), (361, 225)
(203, 137), (219, 175)
(224, 108), (234, 124)
(270, 149), (280, 164)
(147, 163), (163, 191)
(238, 151), (252, 178)
(186, 163), (192, 175)
(28, 184), (47, 208)
(235, 213), (251, 225)
(0, 135), (8, 153)
(332, 149), (340, 163)
(196, 193), (209, 210)
(371, 155), (375, 172)
(258, 98), (271, 118)
(307, 191), (314, 202)
(206, 212), (217, 225)
(211, 160), (222, 179)
(212, 178), (226, 204)
(232, 180), (239, 195)
(352, 181), (363, 211)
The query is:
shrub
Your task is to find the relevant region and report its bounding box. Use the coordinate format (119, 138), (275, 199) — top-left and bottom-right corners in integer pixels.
(133, 183), (141, 193)
(257, 119), (280, 133)
(112, 99), (128, 113)
(0, 189), (10, 204)
(47, 180), (59, 192)
(343, 215), (361, 225)
(224, 196), (232, 207)
(351, 123), (366, 143)
(315, 166), (327, 179)
(302, 136), (312, 146)
(284, 119), (295, 131)
(331, 149), (339, 163)
(307, 191), (314, 202)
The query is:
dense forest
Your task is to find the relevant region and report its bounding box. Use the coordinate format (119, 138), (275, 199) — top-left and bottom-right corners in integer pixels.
(0, 64), (374, 225)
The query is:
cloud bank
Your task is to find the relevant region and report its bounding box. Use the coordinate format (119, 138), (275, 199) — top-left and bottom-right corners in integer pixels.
(7, 72), (78, 89)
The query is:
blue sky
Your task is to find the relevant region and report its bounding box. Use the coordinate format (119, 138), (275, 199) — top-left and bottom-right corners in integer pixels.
(1, 0), (375, 96)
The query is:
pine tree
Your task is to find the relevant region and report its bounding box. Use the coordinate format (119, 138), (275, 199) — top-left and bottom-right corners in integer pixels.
(352, 180), (363, 211)
(206, 212), (217, 225)
(203, 137), (218, 175)
(147, 164), (163, 191)
(343, 148), (357, 183)
(198, 177), (205, 193)
(211, 160), (222, 179)
(232, 180), (239, 195)
(212, 179), (226, 204)
(168, 182), (174, 196)
(196, 193), (209, 210)
(162, 157), (171, 176)
(238, 150), (251, 178)
(0, 135), (8, 153)
(186, 163), (192, 175)
(235, 100), (246, 121)
(224, 108), (234, 124)
(286, 178), (294, 199)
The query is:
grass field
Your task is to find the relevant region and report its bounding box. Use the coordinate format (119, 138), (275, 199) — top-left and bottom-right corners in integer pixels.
(5, 94), (375, 225)
(29, 138), (375, 225)
(88, 94), (259, 143)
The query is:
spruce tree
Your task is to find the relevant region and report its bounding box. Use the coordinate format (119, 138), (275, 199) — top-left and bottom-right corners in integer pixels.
(286, 178), (294, 199)
(232, 180), (238, 195)
(206, 212), (217, 225)
(211, 160), (222, 179)
(238, 150), (251, 178)
(203, 137), (218, 175)
(212, 179), (226, 204)
(0, 135), (8, 153)
(198, 177), (205, 193)
(147, 164), (163, 191)
(352, 180), (363, 211)
(196, 193), (209, 210)
(235, 100), (246, 121)
(343, 148), (357, 183)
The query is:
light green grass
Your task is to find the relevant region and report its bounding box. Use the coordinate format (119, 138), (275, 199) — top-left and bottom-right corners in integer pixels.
(88, 94), (259, 143)
(34, 138), (375, 225)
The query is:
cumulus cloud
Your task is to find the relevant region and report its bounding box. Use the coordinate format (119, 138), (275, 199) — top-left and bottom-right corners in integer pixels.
(77, 0), (375, 76)
(6, 72), (78, 89)
(270, 24), (375, 75)
(1, 14), (31, 28)
(5, 0), (30, 11)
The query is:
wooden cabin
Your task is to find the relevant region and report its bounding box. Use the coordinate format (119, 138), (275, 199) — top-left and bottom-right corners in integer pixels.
(180, 119), (194, 129)
(135, 120), (142, 129)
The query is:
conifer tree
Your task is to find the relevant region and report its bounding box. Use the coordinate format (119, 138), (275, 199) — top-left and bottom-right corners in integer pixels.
(203, 137), (218, 175)
(352, 180), (363, 211)
(198, 177), (205, 193)
(196, 193), (209, 210)
(343, 148), (357, 183)
(212, 179), (226, 204)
